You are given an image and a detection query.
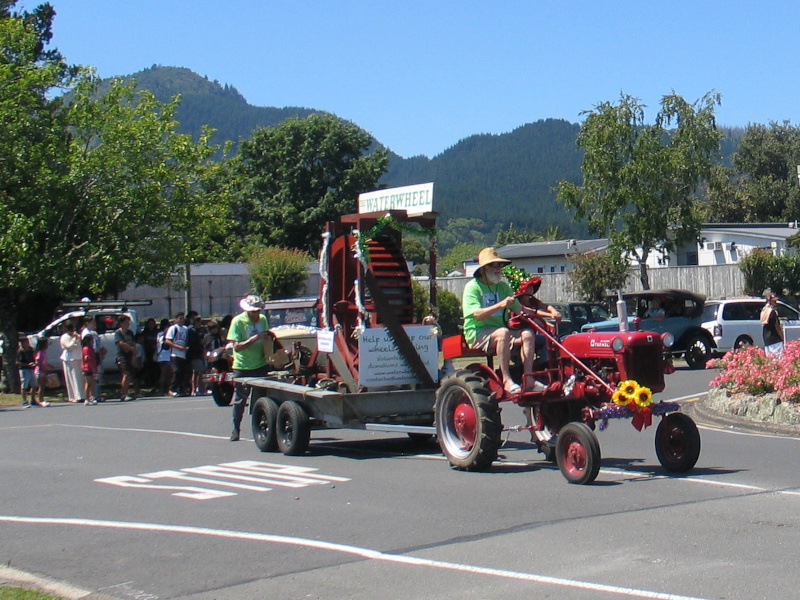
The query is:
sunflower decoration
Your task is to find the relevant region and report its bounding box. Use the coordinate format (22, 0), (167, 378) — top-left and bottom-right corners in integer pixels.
(611, 380), (654, 430)
(612, 380), (639, 406)
(634, 385), (653, 408)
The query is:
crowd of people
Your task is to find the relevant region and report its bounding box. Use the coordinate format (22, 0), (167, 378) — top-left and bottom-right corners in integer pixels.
(15, 311), (235, 407)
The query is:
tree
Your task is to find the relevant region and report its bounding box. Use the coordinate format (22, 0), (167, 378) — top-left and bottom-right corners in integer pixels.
(248, 246), (310, 300)
(705, 122), (800, 223)
(227, 114), (388, 254)
(64, 77), (225, 294)
(436, 218), (494, 256)
(402, 236), (427, 267)
(439, 242), (484, 275)
(569, 250), (631, 301)
(557, 92), (722, 289)
(0, 3), (222, 389)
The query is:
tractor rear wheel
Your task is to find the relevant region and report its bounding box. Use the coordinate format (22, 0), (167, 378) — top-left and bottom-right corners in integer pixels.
(655, 412), (701, 472)
(435, 369), (502, 471)
(555, 422), (601, 484)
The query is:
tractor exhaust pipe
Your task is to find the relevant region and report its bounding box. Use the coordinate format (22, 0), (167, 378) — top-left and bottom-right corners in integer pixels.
(616, 290), (628, 332)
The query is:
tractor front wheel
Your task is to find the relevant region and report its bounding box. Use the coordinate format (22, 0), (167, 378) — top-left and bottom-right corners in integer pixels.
(435, 370), (502, 471)
(555, 422), (601, 484)
(655, 412), (701, 472)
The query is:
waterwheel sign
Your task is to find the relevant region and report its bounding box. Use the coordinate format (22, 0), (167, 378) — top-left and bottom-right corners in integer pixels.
(358, 182), (434, 215)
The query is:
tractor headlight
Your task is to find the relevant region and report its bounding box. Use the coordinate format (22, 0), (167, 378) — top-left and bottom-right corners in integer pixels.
(611, 336), (624, 352)
(662, 332), (675, 348)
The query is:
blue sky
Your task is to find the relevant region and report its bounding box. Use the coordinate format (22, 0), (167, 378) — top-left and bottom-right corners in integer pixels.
(46, 0), (800, 159)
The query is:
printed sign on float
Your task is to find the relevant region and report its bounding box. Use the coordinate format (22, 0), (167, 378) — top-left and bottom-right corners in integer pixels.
(357, 182), (434, 215)
(358, 325), (438, 388)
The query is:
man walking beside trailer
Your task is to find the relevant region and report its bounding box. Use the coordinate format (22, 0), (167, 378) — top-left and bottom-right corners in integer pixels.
(227, 294), (272, 441)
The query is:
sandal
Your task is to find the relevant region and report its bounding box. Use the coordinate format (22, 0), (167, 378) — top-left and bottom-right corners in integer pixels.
(504, 382), (521, 394)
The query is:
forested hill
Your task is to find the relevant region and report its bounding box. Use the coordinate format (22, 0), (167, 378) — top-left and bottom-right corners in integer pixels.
(113, 66), (739, 235)
(111, 65), (320, 150)
(381, 119), (584, 234)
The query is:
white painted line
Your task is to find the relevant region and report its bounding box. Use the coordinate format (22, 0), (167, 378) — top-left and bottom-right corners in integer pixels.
(57, 423), (242, 441)
(696, 422), (800, 441)
(0, 515), (714, 600)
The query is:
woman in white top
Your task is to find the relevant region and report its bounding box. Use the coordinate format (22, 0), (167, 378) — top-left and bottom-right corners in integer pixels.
(59, 320), (86, 402)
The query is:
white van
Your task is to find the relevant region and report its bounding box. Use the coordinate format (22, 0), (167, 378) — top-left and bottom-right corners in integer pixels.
(701, 297), (800, 353)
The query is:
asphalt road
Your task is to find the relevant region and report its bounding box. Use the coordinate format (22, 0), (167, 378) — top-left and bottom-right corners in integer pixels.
(3, 364), (800, 600)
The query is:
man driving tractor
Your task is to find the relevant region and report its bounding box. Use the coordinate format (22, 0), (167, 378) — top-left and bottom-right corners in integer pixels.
(462, 247), (554, 394)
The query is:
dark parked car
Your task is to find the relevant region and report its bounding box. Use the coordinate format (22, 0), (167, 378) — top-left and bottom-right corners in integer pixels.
(549, 301), (611, 336)
(582, 289), (713, 369)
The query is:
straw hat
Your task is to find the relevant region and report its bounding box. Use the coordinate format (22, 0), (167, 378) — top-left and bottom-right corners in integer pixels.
(477, 247), (511, 268)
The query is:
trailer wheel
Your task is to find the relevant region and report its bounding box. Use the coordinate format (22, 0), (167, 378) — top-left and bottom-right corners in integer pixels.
(435, 370), (501, 471)
(555, 422), (601, 485)
(276, 400), (311, 456)
(655, 413), (701, 473)
(251, 397), (279, 452)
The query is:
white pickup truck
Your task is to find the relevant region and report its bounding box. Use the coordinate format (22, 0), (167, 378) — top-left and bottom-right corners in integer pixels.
(27, 301), (151, 372)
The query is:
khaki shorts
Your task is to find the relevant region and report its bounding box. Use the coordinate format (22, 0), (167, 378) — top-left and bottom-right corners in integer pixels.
(471, 327), (524, 354)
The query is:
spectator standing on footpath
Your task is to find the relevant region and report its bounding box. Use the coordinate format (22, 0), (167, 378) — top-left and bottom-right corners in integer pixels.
(141, 317), (159, 390)
(114, 314), (136, 402)
(186, 312), (206, 395)
(16, 336), (35, 408)
(32, 338), (50, 407)
(80, 316), (106, 402)
(227, 295), (272, 441)
(156, 318), (173, 395)
(59, 321), (85, 403)
(166, 312), (189, 396)
(761, 293), (784, 356)
(81, 334), (98, 405)
(132, 331), (145, 397)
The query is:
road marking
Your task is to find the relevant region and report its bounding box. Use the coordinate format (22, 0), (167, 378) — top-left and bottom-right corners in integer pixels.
(0, 515), (715, 600)
(95, 461), (350, 500)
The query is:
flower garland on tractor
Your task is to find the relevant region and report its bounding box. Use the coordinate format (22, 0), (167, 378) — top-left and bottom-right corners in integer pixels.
(596, 380), (680, 432)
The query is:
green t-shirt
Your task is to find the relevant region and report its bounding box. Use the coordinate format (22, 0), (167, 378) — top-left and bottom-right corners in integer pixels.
(462, 277), (519, 346)
(227, 311), (269, 370)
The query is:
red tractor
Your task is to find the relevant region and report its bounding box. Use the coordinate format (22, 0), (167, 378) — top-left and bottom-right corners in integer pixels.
(437, 303), (700, 484)
(244, 208), (701, 485)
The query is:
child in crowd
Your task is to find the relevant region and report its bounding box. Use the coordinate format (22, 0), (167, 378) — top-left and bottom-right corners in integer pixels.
(82, 334), (98, 405)
(32, 337), (50, 407)
(16, 336), (35, 407)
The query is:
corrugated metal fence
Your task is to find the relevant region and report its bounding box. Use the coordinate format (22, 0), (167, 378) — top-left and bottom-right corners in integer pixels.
(119, 263), (748, 321)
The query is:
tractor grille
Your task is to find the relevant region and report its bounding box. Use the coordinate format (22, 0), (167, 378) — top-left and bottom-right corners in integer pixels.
(623, 345), (664, 391)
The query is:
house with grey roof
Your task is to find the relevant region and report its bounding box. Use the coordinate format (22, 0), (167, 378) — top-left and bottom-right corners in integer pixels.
(463, 238), (609, 276)
(638, 222), (800, 268)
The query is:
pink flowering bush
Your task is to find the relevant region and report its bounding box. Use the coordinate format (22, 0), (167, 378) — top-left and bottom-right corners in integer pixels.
(707, 340), (800, 402)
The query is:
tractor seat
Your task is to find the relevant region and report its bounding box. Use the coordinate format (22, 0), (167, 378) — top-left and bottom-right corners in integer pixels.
(442, 334), (491, 361)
